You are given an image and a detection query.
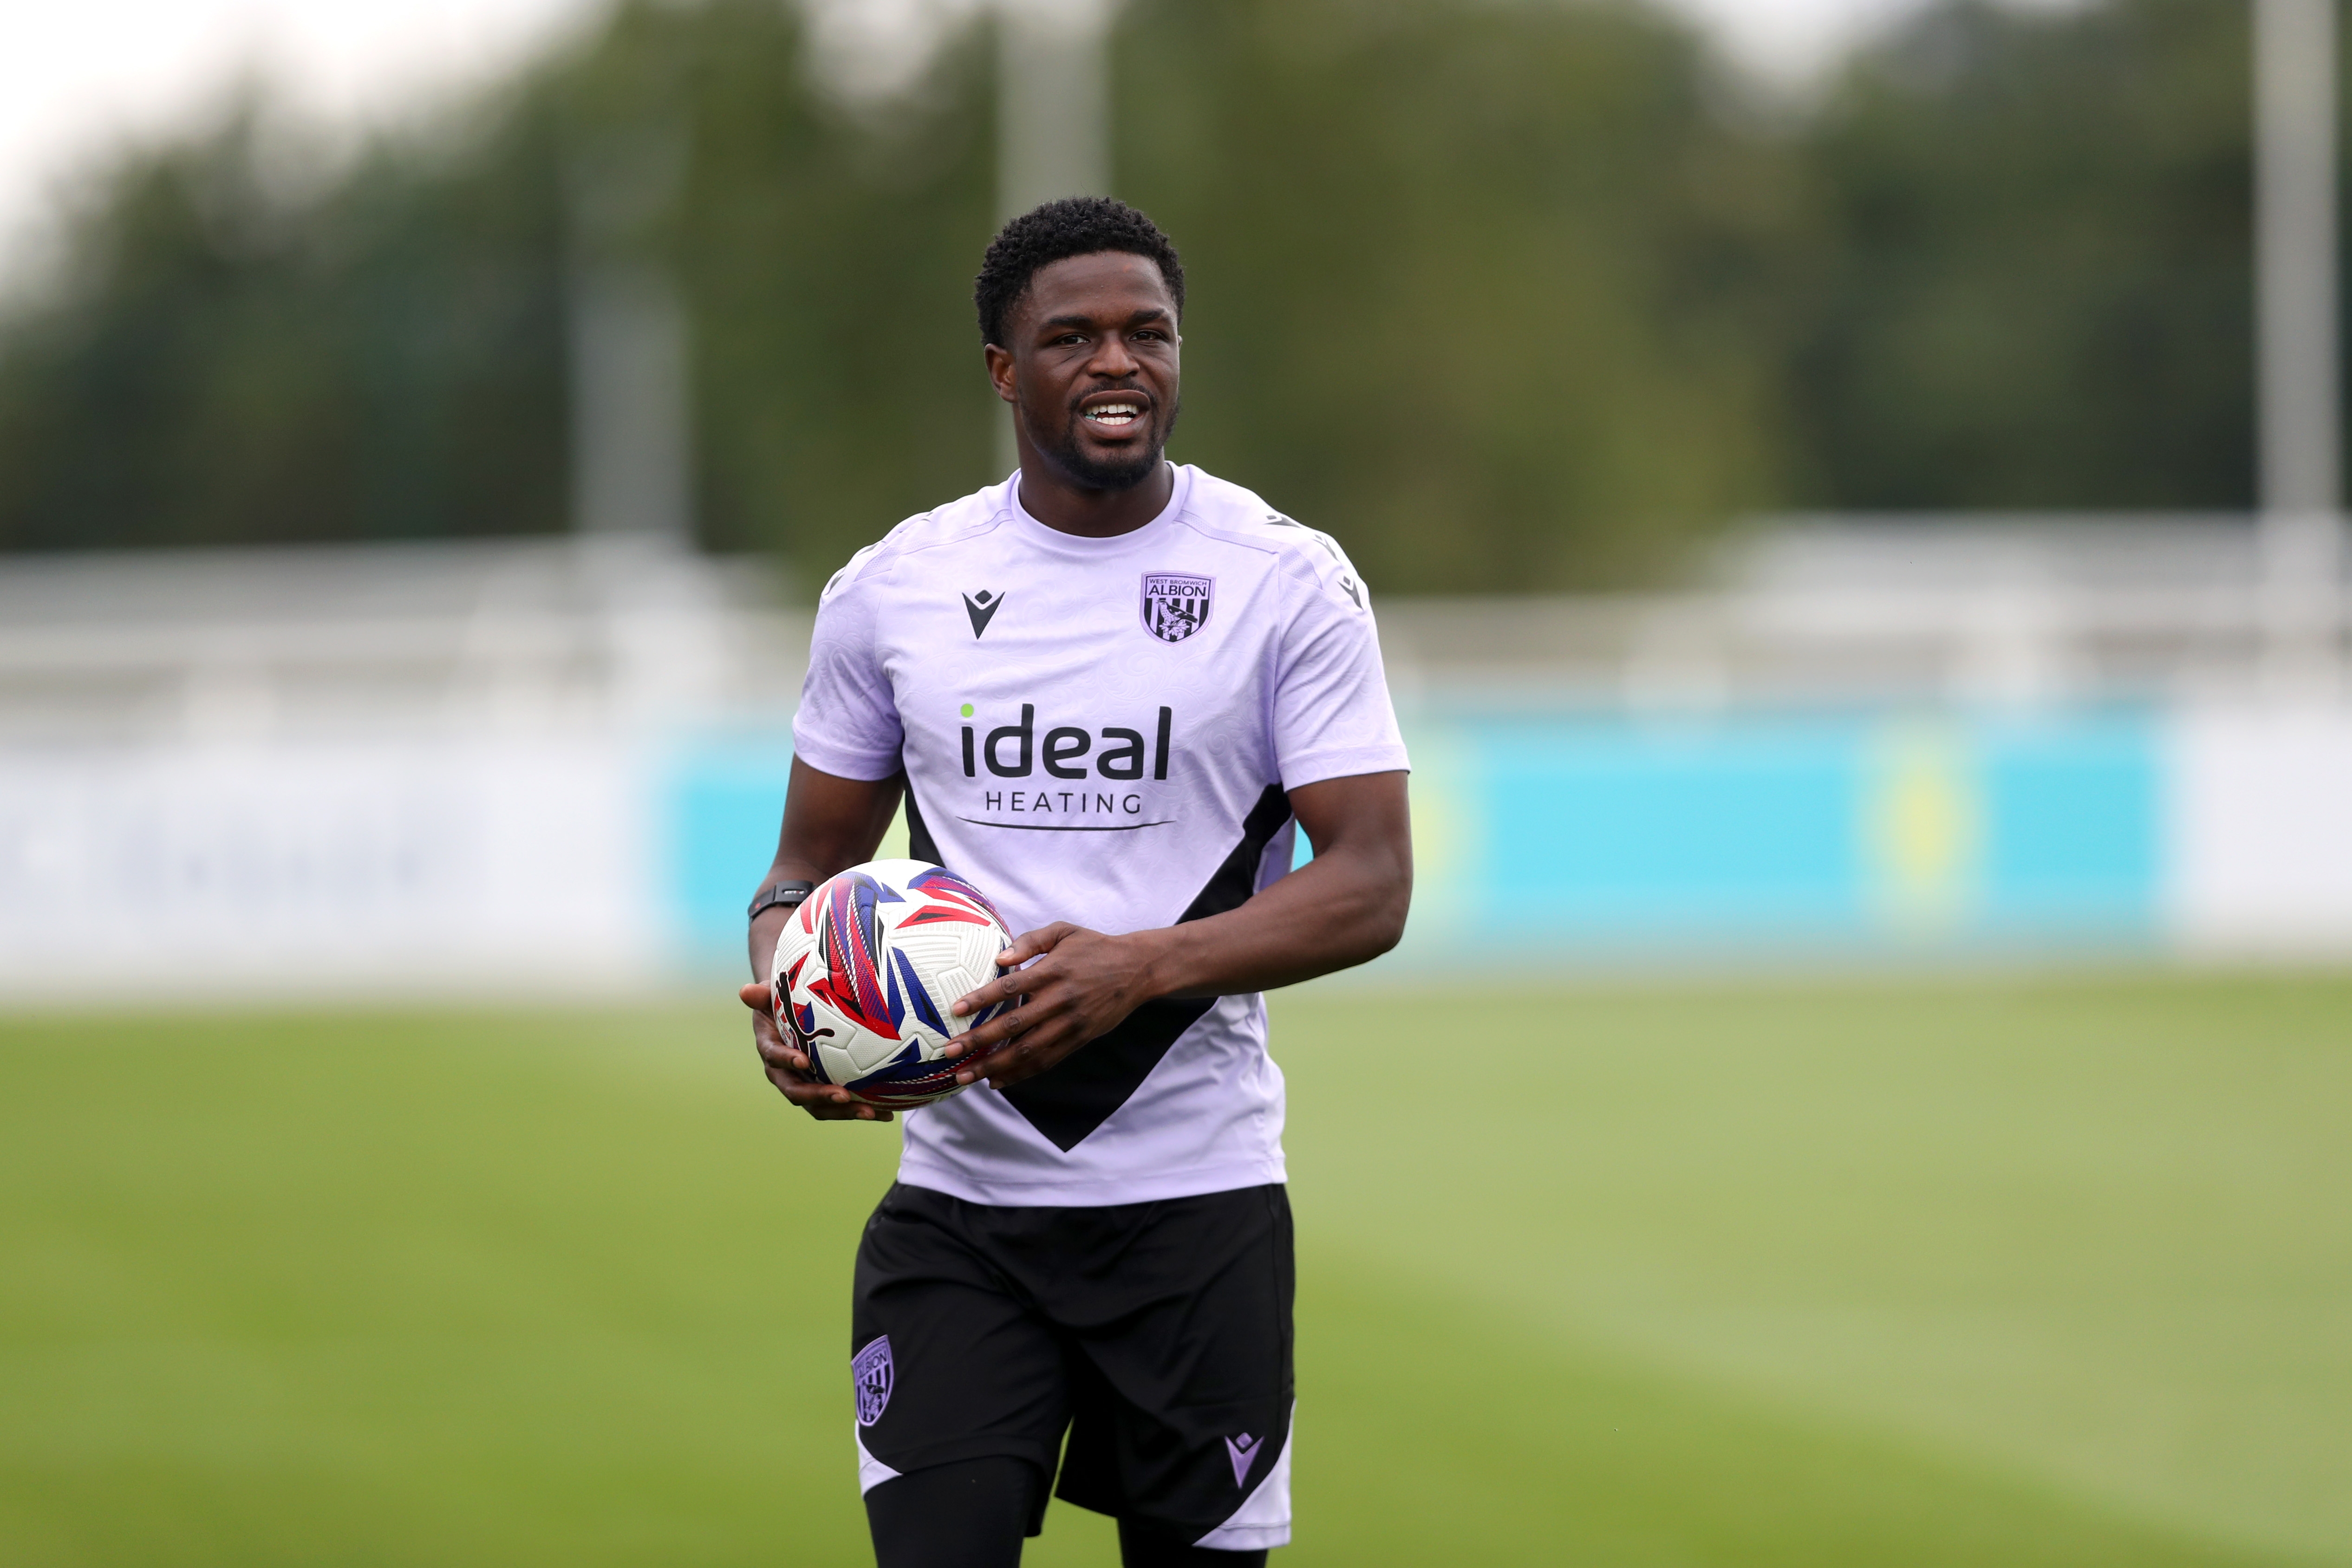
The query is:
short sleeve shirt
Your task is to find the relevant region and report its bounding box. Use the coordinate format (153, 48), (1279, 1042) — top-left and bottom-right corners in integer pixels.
(792, 464), (1409, 1205)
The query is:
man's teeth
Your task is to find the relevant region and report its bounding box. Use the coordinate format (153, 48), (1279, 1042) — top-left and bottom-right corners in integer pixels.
(1086, 402), (1140, 424)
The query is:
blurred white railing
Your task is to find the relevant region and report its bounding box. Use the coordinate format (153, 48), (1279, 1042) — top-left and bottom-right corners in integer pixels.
(0, 536), (804, 745)
(1, 516), (2341, 742)
(1378, 514), (2347, 708)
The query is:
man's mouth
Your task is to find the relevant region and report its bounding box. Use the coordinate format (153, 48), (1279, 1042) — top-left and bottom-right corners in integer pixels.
(1081, 397), (1147, 430)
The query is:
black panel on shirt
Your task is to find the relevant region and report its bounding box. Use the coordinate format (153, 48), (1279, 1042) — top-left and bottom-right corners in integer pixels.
(905, 781), (940, 865)
(1003, 785), (1295, 1152)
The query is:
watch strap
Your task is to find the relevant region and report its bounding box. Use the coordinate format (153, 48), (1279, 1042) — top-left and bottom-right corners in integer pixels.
(747, 880), (818, 922)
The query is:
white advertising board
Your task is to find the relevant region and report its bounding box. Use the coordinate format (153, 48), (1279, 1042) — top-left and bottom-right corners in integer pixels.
(2168, 706), (2352, 954)
(0, 742), (656, 996)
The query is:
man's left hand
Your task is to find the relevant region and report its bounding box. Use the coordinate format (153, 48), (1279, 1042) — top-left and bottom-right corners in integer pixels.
(946, 923), (1160, 1090)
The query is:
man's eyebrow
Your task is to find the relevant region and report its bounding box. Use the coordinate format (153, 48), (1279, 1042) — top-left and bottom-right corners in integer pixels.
(1039, 306), (1175, 331)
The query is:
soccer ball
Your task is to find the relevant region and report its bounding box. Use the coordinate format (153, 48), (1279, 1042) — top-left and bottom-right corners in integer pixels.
(769, 859), (1017, 1109)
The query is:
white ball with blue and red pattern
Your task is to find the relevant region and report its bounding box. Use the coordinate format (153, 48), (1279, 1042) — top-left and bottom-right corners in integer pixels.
(769, 859), (1018, 1109)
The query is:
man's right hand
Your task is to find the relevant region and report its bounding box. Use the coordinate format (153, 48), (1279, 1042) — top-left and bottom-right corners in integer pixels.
(741, 759), (911, 1122)
(740, 981), (895, 1122)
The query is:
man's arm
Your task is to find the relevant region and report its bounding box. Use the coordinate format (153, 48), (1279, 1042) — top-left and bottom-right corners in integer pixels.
(738, 757), (906, 1122)
(943, 769), (1411, 1091)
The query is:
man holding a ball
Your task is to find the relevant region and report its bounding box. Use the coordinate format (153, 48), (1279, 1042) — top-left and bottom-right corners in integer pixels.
(741, 197), (1413, 1568)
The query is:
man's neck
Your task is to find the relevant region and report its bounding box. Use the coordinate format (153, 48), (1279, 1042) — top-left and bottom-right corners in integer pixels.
(1016, 458), (1175, 539)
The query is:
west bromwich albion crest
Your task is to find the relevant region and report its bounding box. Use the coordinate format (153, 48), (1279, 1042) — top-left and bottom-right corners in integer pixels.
(1140, 572), (1214, 644)
(853, 1335), (894, 1426)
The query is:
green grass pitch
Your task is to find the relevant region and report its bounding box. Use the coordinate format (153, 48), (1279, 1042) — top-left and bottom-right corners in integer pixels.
(1, 975), (2346, 1566)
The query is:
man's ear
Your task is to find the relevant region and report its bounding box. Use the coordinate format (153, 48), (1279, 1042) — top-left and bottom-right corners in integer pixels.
(983, 343), (1018, 405)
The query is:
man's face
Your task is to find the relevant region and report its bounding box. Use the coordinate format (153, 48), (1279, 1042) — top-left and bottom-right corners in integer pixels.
(989, 251), (1181, 492)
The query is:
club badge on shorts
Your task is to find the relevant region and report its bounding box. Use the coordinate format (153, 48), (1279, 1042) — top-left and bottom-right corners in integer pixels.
(1140, 572), (1214, 644)
(853, 1335), (894, 1426)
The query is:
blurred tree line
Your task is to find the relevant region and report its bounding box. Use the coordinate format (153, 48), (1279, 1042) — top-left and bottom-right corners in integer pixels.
(0, 0), (2286, 592)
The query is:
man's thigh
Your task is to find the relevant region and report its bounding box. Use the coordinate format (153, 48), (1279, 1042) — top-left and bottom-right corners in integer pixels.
(1052, 1184), (1296, 1552)
(850, 1184), (1070, 1495)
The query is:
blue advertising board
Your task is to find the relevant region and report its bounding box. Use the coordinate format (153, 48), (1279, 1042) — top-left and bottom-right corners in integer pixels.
(663, 705), (2162, 968)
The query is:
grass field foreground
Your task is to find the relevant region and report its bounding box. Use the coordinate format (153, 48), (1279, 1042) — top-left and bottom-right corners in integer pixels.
(0, 975), (2345, 1566)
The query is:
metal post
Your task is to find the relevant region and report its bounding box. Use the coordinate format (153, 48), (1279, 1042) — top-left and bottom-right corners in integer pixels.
(994, 0), (1115, 473)
(2255, 0), (2343, 692)
(568, 266), (693, 541)
(997, 0), (1114, 221)
(566, 129), (694, 544)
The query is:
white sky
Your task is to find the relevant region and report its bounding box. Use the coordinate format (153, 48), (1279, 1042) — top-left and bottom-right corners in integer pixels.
(1657, 0), (1950, 83)
(0, 0), (593, 269)
(0, 0), (2072, 281)
(1661, 0), (2087, 84)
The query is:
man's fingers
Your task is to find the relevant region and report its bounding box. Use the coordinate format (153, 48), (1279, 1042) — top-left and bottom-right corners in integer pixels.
(952, 1030), (1010, 1084)
(757, 1037), (811, 1072)
(955, 1010), (1078, 1087)
(749, 1008), (811, 1073)
(948, 923), (1088, 1017)
(970, 1034), (1057, 1088)
(804, 1099), (892, 1122)
(745, 983), (814, 1069)
(949, 944), (1051, 1017)
(767, 1067), (892, 1120)
(800, 1087), (893, 1121)
(949, 966), (1036, 1021)
(995, 922), (1078, 969)
(765, 1064), (833, 1101)
(948, 982), (1058, 1059)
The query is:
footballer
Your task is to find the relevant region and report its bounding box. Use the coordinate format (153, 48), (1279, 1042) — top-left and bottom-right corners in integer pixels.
(740, 197), (1413, 1567)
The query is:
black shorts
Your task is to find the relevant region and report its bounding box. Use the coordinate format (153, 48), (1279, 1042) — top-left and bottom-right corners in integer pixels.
(849, 1181), (1296, 1552)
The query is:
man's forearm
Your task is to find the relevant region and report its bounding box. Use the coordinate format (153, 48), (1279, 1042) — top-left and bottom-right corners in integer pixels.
(937, 772), (1411, 1088)
(1126, 769), (1412, 999)
(745, 761), (906, 980)
(1127, 844), (1409, 1001)
(745, 850), (865, 980)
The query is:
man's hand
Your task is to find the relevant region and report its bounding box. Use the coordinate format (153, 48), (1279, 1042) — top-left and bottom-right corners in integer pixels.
(933, 772), (1413, 1093)
(944, 924), (1162, 1090)
(739, 759), (908, 1123)
(739, 981), (895, 1122)
(738, 766), (1407, 1111)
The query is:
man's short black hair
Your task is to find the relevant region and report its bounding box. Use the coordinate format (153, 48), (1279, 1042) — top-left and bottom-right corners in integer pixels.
(974, 196), (1185, 346)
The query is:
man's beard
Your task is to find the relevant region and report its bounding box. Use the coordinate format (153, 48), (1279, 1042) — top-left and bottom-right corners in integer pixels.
(1038, 394), (1181, 491)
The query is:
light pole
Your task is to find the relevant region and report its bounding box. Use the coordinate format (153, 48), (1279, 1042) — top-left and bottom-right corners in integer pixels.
(993, 0), (1116, 472)
(997, 0), (1114, 220)
(2254, 0), (2343, 692)
(566, 127), (693, 545)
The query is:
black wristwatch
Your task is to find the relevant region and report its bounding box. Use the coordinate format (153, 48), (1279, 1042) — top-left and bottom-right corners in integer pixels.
(747, 880), (817, 923)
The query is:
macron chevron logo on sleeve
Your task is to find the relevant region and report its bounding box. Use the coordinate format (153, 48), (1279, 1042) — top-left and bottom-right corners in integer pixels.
(1223, 1432), (1263, 1487)
(963, 590), (1004, 638)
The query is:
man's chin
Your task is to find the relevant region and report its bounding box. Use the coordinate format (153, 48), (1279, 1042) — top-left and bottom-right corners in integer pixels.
(1054, 441), (1165, 493)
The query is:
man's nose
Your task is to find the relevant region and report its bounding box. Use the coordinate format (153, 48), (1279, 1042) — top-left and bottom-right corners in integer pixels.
(1087, 334), (1140, 378)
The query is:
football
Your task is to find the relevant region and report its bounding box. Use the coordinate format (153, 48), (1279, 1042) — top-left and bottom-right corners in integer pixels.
(769, 859), (1017, 1109)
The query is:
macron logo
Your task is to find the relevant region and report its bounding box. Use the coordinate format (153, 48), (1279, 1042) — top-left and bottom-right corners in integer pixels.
(1223, 1433), (1262, 1488)
(963, 589), (1004, 638)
